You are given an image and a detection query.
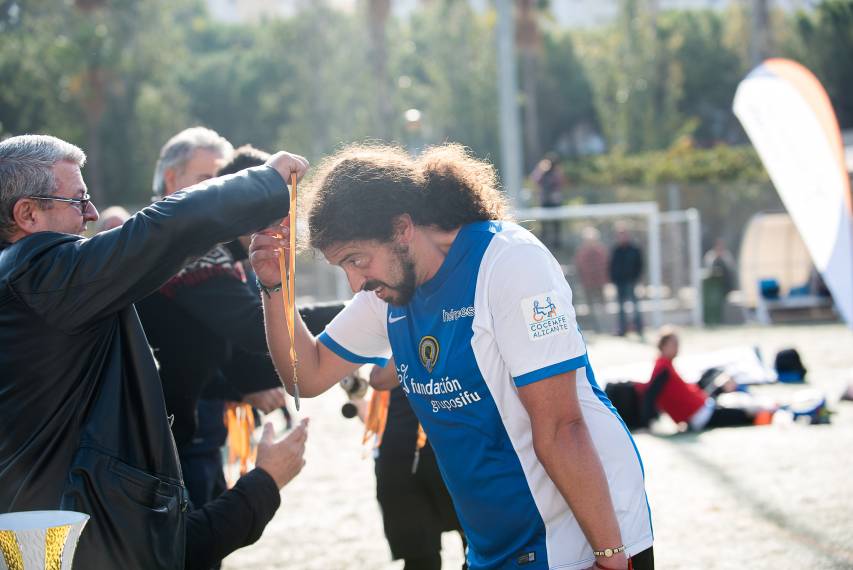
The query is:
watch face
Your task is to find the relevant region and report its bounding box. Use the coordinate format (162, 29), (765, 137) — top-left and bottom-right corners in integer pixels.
(604, 549), (613, 557)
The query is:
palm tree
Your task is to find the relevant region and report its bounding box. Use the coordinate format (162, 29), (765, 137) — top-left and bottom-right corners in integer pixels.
(517, 0), (542, 170)
(73, 0), (109, 205)
(750, 0), (771, 66)
(367, 0), (392, 140)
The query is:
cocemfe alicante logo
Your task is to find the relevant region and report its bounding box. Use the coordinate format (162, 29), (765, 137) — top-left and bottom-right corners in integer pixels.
(521, 291), (571, 341)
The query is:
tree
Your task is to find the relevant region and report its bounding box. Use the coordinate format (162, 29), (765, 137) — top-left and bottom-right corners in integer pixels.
(366, 0), (393, 139)
(396, 1), (500, 160)
(575, 0), (681, 153)
(791, 0), (853, 129)
(659, 10), (745, 145)
(750, 0), (773, 66)
(0, 0), (196, 205)
(517, 0), (543, 169)
(535, 29), (598, 157)
(575, 3), (751, 152)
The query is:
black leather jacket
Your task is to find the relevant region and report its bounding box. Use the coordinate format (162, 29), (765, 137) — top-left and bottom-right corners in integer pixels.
(0, 165), (288, 569)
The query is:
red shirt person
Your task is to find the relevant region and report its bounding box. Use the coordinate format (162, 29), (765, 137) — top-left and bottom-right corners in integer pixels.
(635, 329), (761, 431)
(638, 355), (707, 424)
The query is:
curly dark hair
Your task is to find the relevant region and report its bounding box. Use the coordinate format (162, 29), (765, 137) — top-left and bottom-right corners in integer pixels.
(307, 143), (510, 251)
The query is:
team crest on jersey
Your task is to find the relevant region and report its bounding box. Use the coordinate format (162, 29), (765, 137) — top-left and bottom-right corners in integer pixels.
(521, 291), (571, 341)
(418, 336), (440, 373)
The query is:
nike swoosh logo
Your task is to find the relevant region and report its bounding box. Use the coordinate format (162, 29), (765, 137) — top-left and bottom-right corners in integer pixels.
(388, 314), (407, 324)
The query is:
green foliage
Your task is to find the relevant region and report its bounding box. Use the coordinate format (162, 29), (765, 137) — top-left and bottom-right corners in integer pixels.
(658, 9), (746, 144)
(563, 141), (769, 186)
(535, 29), (597, 155)
(574, 2), (749, 153)
(790, 0), (853, 128)
(393, 1), (500, 160)
(0, 0), (195, 203)
(0, 0), (848, 208)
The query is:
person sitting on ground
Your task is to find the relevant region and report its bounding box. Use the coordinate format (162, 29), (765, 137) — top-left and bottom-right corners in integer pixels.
(636, 328), (772, 431)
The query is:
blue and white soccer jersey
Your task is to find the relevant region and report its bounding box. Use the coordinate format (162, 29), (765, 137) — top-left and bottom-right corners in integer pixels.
(319, 221), (653, 570)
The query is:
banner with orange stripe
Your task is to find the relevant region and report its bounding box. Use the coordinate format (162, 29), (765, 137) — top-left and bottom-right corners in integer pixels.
(734, 58), (853, 328)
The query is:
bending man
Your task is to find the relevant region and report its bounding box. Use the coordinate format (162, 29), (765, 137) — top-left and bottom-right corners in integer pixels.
(251, 144), (654, 570)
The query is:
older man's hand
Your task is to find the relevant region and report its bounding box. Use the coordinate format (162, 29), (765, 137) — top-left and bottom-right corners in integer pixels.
(265, 151), (309, 184)
(255, 418), (308, 489)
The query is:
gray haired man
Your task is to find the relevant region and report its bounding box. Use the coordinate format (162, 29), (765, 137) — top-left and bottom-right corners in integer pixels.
(0, 134), (309, 569)
(152, 126), (234, 198)
(0, 136), (98, 238)
(143, 129), (292, 532)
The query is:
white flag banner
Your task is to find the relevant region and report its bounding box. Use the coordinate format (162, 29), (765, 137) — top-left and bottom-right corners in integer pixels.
(734, 58), (853, 328)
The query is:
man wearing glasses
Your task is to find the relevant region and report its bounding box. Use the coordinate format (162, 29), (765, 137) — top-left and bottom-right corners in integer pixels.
(0, 134), (309, 569)
(15, 163), (98, 233)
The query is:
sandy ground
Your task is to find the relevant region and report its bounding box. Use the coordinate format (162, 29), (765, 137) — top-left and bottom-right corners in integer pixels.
(223, 323), (853, 570)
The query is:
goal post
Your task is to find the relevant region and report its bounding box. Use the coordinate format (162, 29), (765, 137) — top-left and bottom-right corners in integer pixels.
(514, 202), (704, 329)
(295, 201), (704, 330)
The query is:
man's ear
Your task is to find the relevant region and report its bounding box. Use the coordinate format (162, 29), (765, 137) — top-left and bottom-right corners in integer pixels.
(12, 198), (42, 233)
(163, 167), (178, 196)
(392, 214), (415, 244)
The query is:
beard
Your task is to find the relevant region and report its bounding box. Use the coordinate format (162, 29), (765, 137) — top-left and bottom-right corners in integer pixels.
(362, 244), (417, 306)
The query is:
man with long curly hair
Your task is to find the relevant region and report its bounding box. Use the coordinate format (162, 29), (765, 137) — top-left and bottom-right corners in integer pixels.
(250, 144), (654, 570)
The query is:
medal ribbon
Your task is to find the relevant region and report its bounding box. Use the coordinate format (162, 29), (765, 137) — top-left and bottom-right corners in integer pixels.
(279, 173), (300, 410)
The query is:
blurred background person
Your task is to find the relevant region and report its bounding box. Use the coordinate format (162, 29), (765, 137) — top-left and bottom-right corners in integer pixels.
(610, 224), (644, 338)
(94, 205), (129, 233)
(574, 226), (609, 334)
(138, 130), (290, 522)
(702, 238), (737, 325)
(215, 144), (297, 430)
(703, 238), (737, 287)
(140, 131), (316, 569)
(529, 152), (565, 250)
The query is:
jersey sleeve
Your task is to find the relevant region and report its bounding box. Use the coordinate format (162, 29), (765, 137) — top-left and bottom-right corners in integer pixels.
(317, 291), (391, 366)
(486, 243), (588, 387)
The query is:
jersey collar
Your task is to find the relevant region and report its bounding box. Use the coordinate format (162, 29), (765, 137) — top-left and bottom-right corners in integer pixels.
(417, 221), (498, 300)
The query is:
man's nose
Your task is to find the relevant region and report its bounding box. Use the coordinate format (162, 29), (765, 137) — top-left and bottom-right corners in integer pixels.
(345, 268), (365, 293)
(85, 203), (99, 223)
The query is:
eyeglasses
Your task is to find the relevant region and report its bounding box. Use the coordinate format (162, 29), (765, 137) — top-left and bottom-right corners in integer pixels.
(29, 193), (92, 213)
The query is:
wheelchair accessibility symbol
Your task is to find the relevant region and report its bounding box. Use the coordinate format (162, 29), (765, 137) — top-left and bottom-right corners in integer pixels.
(532, 297), (558, 322)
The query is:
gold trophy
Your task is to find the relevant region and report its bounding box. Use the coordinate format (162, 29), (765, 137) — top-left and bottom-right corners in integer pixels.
(0, 511), (88, 570)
